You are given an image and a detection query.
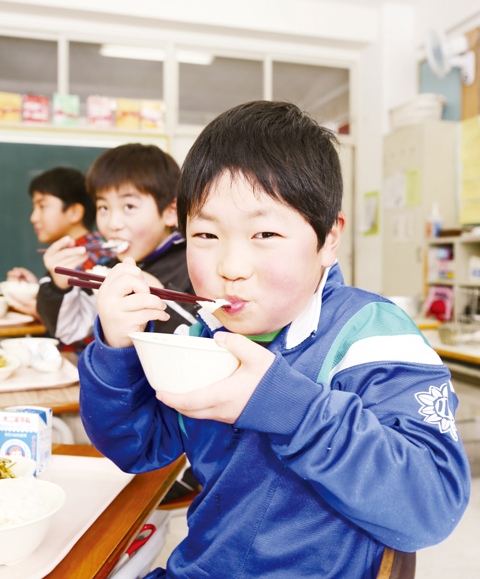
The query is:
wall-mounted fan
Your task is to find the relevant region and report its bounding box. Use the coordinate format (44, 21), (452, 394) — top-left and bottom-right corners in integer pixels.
(425, 29), (476, 86)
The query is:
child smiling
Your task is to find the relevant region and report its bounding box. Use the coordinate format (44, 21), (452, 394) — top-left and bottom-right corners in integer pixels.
(79, 101), (470, 578)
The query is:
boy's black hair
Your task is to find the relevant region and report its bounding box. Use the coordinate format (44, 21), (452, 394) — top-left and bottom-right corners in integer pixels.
(86, 143), (181, 215)
(177, 100), (343, 248)
(29, 167), (96, 229)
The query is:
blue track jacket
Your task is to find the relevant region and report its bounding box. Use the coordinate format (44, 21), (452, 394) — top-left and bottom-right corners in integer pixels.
(79, 263), (470, 578)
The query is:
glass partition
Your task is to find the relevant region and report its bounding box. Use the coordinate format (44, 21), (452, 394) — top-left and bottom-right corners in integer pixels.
(179, 56), (263, 125)
(0, 36), (57, 96)
(272, 61), (349, 132)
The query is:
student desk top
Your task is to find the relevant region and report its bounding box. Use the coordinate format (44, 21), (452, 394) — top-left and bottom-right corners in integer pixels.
(421, 329), (480, 367)
(0, 317), (47, 338)
(0, 352), (80, 414)
(44, 444), (185, 579)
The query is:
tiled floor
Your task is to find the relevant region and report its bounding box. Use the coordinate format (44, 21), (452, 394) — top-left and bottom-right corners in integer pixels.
(153, 377), (480, 578)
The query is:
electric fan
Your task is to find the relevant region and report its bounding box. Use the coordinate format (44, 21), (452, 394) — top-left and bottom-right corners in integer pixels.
(425, 29), (476, 86)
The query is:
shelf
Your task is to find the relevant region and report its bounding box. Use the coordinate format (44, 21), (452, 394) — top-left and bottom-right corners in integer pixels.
(426, 236), (480, 322)
(0, 122), (170, 149)
(427, 279), (455, 286)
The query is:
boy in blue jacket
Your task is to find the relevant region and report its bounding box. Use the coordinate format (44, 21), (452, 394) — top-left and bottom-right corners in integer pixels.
(79, 101), (470, 578)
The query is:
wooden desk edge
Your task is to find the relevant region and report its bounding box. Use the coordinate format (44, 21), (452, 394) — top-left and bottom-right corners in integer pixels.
(433, 348), (480, 366)
(46, 444), (186, 579)
(0, 322), (47, 337)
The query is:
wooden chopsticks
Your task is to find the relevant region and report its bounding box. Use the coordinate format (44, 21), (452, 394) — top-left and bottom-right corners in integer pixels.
(54, 266), (214, 304)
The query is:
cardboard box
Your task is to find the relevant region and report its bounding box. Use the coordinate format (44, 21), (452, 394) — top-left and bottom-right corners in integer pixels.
(116, 98), (140, 129)
(87, 95), (115, 128)
(0, 406), (52, 475)
(22, 94), (50, 124)
(140, 99), (166, 131)
(52, 93), (80, 126)
(0, 91), (22, 123)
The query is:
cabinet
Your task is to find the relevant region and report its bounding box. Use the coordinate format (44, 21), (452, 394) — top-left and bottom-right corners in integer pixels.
(382, 121), (458, 297)
(426, 235), (480, 321)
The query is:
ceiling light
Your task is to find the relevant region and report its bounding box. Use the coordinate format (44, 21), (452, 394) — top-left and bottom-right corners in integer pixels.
(99, 44), (213, 65)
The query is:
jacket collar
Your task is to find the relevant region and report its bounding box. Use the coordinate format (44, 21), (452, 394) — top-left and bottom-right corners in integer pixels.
(197, 264), (339, 350)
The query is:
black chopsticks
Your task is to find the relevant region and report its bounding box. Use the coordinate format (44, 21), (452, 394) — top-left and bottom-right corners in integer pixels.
(54, 266), (215, 304)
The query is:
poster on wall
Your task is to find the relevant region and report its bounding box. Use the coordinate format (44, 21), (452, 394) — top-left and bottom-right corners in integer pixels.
(362, 191), (379, 235)
(460, 117), (480, 225)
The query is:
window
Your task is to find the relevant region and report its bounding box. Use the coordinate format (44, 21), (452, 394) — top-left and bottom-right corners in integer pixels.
(70, 42), (164, 117)
(179, 56), (263, 125)
(0, 36), (57, 96)
(272, 61), (349, 132)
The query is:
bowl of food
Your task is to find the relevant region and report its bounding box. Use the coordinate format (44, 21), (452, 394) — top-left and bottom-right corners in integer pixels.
(0, 477), (65, 565)
(0, 281), (39, 308)
(0, 455), (37, 478)
(0, 351), (21, 381)
(0, 337), (61, 370)
(0, 296), (8, 318)
(129, 332), (240, 394)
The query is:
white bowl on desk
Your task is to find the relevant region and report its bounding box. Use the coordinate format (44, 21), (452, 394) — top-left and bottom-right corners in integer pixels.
(0, 455), (37, 478)
(0, 337), (61, 371)
(0, 351), (21, 381)
(0, 281), (39, 308)
(0, 478), (66, 565)
(0, 296), (8, 318)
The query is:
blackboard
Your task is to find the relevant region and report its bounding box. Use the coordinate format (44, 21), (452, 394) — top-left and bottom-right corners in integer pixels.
(0, 142), (107, 280)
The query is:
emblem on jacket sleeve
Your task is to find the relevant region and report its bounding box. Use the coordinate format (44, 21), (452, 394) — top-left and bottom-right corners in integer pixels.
(415, 382), (458, 441)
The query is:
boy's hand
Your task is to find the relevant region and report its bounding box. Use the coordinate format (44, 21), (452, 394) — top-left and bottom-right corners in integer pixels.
(97, 257), (170, 348)
(43, 236), (89, 289)
(4, 293), (40, 319)
(6, 267), (38, 283)
(5, 268), (40, 319)
(156, 332), (275, 424)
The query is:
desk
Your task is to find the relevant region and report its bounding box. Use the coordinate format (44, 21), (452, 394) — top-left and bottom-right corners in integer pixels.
(0, 383), (80, 413)
(45, 444), (185, 579)
(422, 329), (480, 366)
(0, 320), (46, 337)
(0, 352), (80, 414)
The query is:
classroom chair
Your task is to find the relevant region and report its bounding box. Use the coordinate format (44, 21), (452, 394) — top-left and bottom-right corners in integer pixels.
(377, 547), (416, 579)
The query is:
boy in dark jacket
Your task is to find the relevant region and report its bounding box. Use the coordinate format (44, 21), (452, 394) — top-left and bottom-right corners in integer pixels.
(7, 166), (111, 319)
(37, 143), (197, 345)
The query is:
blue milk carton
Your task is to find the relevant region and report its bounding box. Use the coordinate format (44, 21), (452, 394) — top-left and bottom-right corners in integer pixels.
(0, 405), (52, 475)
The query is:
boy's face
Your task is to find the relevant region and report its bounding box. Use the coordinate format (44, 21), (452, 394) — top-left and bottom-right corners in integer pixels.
(30, 192), (78, 244)
(95, 184), (177, 263)
(186, 172), (342, 336)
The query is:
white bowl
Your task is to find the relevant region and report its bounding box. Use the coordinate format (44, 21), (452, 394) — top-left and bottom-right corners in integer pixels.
(0, 337), (60, 369)
(0, 351), (21, 381)
(0, 455), (37, 478)
(0, 478), (65, 565)
(0, 281), (39, 308)
(0, 296), (8, 318)
(129, 332), (240, 394)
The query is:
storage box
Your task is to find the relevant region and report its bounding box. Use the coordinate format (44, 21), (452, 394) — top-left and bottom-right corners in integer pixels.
(116, 98), (140, 129)
(0, 406), (52, 475)
(52, 93), (80, 126)
(0, 91), (22, 123)
(22, 94), (50, 124)
(140, 99), (166, 131)
(87, 95), (115, 128)
(390, 93), (445, 129)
